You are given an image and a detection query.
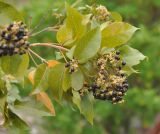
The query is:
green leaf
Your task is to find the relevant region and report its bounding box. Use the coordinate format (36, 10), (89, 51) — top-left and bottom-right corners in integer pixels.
(0, 69), (6, 92)
(72, 90), (81, 111)
(119, 45), (146, 67)
(66, 46), (76, 59)
(55, 52), (63, 60)
(0, 54), (29, 77)
(83, 14), (92, 25)
(110, 12), (123, 22)
(10, 102), (52, 117)
(72, 91), (94, 125)
(91, 20), (100, 29)
(48, 63), (65, 101)
(63, 38), (77, 47)
(62, 69), (71, 92)
(100, 22), (110, 31)
(102, 22), (138, 48)
(65, 3), (86, 39)
(80, 63), (96, 80)
(0, 79), (5, 90)
(123, 65), (139, 75)
(57, 3), (87, 45)
(0, 1), (23, 22)
(100, 47), (115, 55)
(0, 96), (6, 112)
(71, 69), (84, 91)
(74, 27), (101, 63)
(63, 90), (73, 106)
(8, 110), (29, 130)
(32, 64), (49, 94)
(57, 24), (73, 44)
(7, 85), (21, 103)
(81, 92), (94, 125)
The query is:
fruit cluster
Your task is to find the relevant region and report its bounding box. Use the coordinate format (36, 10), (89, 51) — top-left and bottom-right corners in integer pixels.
(65, 59), (79, 73)
(95, 5), (110, 22)
(78, 87), (88, 96)
(0, 21), (29, 57)
(90, 51), (129, 104)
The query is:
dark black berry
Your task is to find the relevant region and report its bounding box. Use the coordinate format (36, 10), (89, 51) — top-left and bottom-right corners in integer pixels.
(65, 62), (70, 67)
(121, 73), (125, 77)
(97, 62), (102, 66)
(26, 42), (30, 46)
(91, 84), (97, 90)
(118, 66), (122, 70)
(1, 31), (6, 37)
(122, 79), (128, 84)
(7, 24), (13, 31)
(2, 44), (8, 49)
(116, 51), (120, 55)
(70, 68), (75, 73)
(5, 34), (12, 41)
(122, 61), (126, 66)
(19, 51), (25, 55)
(115, 55), (120, 60)
(20, 22), (24, 25)
(100, 70), (105, 74)
(123, 83), (129, 88)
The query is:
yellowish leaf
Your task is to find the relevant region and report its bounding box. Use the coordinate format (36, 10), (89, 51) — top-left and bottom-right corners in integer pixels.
(28, 60), (58, 115)
(28, 60), (59, 85)
(36, 92), (56, 116)
(47, 60), (59, 68)
(28, 70), (36, 85)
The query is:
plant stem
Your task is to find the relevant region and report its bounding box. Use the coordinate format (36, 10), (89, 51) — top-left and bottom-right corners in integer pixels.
(28, 16), (32, 32)
(29, 9), (52, 34)
(28, 49), (48, 64)
(72, 0), (82, 7)
(30, 26), (59, 37)
(60, 50), (68, 63)
(28, 51), (38, 67)
(30, 43), (69, 51)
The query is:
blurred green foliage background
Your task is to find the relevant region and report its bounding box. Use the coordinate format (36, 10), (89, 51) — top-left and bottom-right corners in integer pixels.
(3, 0), (160, 134)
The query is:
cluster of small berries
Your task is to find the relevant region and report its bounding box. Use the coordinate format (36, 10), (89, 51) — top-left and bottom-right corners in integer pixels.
(78, 87), (89, 97)
(0, 21), (29, 57)
(65, 59), (79, 73)
(90, 51), (129, 104)
(95, 5), (110, 22)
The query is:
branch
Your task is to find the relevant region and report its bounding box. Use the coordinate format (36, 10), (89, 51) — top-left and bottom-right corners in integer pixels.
(30, 43), (69, 52)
